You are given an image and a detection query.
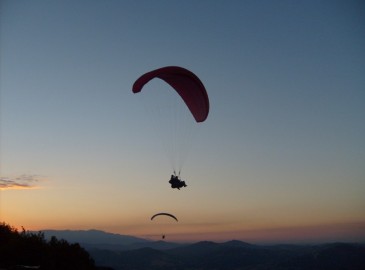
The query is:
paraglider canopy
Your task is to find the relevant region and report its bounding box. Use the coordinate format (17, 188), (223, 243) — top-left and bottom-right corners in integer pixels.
(132, 66), (209, 122)
(151, 212), (178, 222)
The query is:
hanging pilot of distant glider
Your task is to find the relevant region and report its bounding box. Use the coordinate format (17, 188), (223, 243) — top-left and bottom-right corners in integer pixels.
(133, 66), (209, 190)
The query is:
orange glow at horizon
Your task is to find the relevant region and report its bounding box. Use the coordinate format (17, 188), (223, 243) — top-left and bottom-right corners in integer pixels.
(2, 202), (365, 244)
(132, 221), (365, 243)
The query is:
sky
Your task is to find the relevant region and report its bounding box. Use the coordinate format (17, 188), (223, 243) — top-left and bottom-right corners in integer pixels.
(0, 0), (364, 244)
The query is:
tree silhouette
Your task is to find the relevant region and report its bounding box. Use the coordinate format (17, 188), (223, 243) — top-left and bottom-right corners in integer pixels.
(0, 222), (98, 270)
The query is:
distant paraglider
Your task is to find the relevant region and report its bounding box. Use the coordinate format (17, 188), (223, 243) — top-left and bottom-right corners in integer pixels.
(151, 212), (178, 240)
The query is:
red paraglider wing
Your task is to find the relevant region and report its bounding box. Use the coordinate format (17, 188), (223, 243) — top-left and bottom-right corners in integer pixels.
(132, 66), (209, 122)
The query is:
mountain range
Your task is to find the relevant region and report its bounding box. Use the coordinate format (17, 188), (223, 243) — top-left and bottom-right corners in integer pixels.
(40, 229), (181, 251)
(38, 229), (365, 270)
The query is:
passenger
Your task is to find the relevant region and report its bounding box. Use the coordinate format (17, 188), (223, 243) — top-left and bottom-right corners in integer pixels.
(169, 174), (187, 190)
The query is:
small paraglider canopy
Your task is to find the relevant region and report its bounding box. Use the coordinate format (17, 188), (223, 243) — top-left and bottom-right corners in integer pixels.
(151, 212), (178, 222)
(132, 66), (209, 123)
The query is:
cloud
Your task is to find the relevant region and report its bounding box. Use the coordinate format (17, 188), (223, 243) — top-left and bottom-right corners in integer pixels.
(0, 174), (43, 190)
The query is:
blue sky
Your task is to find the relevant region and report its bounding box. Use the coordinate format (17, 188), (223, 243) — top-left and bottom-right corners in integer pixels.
(1, 0), (364, 243)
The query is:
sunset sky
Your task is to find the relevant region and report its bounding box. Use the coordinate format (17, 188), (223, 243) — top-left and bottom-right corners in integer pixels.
(1, 0), (364, 244)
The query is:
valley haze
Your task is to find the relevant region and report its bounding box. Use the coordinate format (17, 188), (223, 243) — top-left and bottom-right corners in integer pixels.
(37, 229), (365, 270)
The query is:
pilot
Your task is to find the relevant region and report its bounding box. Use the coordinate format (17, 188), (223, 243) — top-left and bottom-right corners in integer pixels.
(169, 174), (187, 190)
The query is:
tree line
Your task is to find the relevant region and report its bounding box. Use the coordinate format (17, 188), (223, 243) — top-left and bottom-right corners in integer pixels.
(0, 222), (110, 270)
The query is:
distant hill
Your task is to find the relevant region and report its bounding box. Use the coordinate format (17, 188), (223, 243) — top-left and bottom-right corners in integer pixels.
(38, 229), (183, 251)
(40, 229), (148, 245)
(35, 229), (365, 270)
(88, 241), (365, 270)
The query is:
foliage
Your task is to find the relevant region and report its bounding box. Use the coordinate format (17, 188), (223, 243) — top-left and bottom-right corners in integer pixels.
(0, 222), (98, 270)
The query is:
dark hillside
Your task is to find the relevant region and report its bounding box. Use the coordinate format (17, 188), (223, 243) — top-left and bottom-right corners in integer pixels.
(0, 222), (102, 270)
